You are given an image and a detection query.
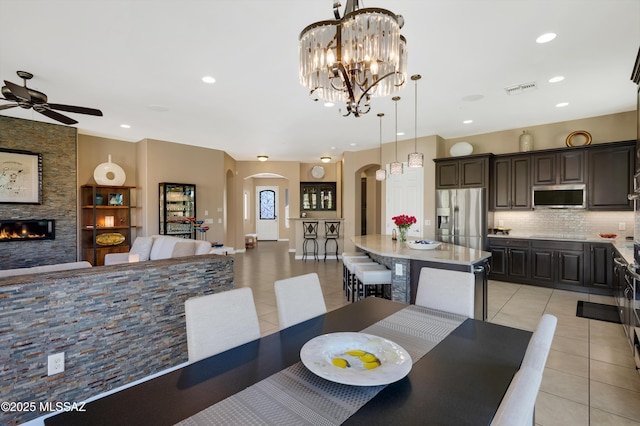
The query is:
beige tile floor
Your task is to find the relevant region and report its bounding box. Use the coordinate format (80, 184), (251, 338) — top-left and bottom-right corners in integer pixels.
(235, 241), (640, 425)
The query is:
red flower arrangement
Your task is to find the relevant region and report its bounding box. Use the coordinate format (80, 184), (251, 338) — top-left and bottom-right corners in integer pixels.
(392, 214), (417, 229)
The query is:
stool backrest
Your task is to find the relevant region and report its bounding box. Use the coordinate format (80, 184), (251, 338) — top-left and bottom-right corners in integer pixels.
(415, 267), (475, 318)
(324, 221), (340, 238)
(303, 221), (318, 238)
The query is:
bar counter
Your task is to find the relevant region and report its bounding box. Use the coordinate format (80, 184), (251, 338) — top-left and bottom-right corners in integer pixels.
(352, 235), (491, 319)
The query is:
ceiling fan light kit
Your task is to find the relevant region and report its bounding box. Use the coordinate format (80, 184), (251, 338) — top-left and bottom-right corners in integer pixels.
(299, 0), (407, 117)
(0, 70), (103, 125)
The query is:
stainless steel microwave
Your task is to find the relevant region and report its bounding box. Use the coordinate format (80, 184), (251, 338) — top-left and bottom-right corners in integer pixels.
(532, 184), (587, 209)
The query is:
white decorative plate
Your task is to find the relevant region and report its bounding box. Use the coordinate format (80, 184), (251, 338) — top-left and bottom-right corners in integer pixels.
(449, 141), (473, 157)
(406, 240), (441, 250)
(300, 332), (412, 386)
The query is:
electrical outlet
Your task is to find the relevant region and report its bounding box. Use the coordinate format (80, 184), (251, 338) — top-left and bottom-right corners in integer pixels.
(424, 219), (431, 226)
(204, 218), (214, 224)
(204, 210), (208, 216)
(48, 352), (65, 376)
(619, 222), (626, 231)
(498, 220), (504, 227)
(395, 263), (403, 276)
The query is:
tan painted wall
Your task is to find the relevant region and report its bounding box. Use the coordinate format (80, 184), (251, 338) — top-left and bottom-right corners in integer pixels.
(442, 111), (636, 157)
(77, 135), (137, 186)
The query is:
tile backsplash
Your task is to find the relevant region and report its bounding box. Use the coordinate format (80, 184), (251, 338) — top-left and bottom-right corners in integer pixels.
(492, 210), (634, 239)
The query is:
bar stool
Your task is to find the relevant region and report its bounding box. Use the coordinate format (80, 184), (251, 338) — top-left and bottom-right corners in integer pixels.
(355, 265), (392, 301)
(342, 254), (370, 295)
(302, 221), (319, 262)
(345, 258), (376, 301)
(323, 221), (341, 262)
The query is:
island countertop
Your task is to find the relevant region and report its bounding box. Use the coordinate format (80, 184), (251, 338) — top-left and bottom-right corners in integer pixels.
(352, 234), (491, 266)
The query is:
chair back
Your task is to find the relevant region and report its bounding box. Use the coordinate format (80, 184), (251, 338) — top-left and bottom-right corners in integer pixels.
(415, 267), (475, 318)
(324, 221), (340, 238)
(521, 314), (557, 373)
(275, 272), (327, 328)
(185, 287), (261, 363)
(303, 221), (318, 238)
(490, 366), (542, 426)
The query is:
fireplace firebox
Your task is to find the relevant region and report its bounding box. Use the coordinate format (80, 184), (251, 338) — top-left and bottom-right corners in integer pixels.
(0, 219), (55, 242)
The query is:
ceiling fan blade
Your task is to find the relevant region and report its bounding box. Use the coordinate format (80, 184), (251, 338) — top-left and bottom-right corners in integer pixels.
(3, 80), (31, 101)
(0, 103), (17, 111)
(48, 103), (103, 116)
(36, 107), (78, 125)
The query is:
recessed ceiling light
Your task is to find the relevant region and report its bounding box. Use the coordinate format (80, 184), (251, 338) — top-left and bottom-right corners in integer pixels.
(202, 76), (216, 84)
(320, 156), (331, 163)
(350, 143), (357, 147)
(257, 155), (268, 161)
(148, 105), (169, 112)
(120, 124), (131, 129)
(396, 132), (404, 136)
(331, 146), (336, 150)
(556, 102), (569, 107)
(548, 76), (565, 83)
(463, 120), (473, 124)
(324, 102), (334, 107)
(536, 33), (556, 44)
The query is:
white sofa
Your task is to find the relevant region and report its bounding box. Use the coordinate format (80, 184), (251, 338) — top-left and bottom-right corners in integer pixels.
(0, 261), (92, 278)
(104, 235), (213, 266)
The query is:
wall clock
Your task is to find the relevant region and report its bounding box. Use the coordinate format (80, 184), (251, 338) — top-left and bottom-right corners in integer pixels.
(311, 165), (325, 179)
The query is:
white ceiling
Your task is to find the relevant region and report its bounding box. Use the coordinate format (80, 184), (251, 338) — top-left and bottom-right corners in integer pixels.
(0, 0), (638, 162)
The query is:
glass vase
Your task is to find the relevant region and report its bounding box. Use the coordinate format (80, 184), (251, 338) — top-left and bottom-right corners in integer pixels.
(398, 227), (408, 243)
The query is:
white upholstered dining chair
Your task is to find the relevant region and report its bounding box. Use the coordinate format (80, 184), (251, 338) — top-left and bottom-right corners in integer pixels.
(184, 287), (261, 363)
(275, 272), (327, 328)
(490, 366), (543, 426)
(520, 314), (557, 373)
(414, 267), (475, 318)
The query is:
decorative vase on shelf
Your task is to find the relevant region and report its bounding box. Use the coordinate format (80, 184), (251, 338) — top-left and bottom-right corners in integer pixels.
(519, 130), (533, 152)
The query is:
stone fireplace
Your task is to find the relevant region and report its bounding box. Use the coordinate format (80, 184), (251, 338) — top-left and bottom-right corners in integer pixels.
(0, 219), (55, 242)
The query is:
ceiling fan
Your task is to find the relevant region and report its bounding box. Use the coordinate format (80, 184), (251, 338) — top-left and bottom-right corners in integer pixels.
(0, 70), (103, 125)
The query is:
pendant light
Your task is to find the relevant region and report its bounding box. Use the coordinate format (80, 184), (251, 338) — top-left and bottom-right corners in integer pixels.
(389, 96), (403, 175)
(375, 113), (387, 181)
(408, 74), (424, 168)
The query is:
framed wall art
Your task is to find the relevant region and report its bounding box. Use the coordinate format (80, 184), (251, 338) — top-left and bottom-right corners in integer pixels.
(0, 149), (42, 204)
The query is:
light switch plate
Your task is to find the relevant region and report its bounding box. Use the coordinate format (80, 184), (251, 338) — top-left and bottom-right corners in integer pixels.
(619, 223), (626, 231)
(395, 263), (403, 276)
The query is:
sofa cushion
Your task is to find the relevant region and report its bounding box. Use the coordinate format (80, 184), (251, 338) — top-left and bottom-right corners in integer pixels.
(172, 241), (197, 258)
(150, 236), (179, 260)
(130, 236), (154, 261)
(194, 241), (212, 255)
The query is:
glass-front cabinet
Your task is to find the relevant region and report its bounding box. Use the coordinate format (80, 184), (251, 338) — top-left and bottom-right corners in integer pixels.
(301, 182), (336, 211)
(159, 182), (196, 239)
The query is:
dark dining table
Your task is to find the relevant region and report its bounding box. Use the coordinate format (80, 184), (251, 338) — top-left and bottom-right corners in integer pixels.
(46, 297), (531, 426)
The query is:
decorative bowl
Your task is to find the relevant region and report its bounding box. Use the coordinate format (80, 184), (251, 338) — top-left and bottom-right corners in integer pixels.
(406, 240), (441, 250)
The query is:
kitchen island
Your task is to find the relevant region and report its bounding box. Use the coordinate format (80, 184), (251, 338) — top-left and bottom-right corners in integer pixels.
(352, 235), (491, 320)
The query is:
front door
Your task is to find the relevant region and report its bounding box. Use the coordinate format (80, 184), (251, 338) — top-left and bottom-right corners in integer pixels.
(256, 186), (279, 240)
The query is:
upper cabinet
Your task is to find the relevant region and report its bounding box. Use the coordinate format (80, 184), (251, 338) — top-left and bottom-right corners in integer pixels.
(532, 151), (585, 185)
(301, 182), (336, 211)
(434, 154), (491, 189)
(159, 182), (196, 238)
(587, 142), (634, 210)
(490, 155), (531, 210)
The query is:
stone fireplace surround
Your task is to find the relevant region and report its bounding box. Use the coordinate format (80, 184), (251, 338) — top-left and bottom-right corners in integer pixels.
(0, 116), (77, 269)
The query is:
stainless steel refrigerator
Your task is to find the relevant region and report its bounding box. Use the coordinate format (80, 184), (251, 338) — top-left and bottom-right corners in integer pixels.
(436, 188), (487, 250)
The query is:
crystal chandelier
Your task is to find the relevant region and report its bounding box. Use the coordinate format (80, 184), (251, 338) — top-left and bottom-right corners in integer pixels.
(390, 96), (403, 175)
(375, 113), (386, 181)
(299, 0), (408, 117)
(407, 74), (424, 168)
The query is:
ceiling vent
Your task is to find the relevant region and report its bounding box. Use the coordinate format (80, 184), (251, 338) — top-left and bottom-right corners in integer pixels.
(504, 81), (537, 95)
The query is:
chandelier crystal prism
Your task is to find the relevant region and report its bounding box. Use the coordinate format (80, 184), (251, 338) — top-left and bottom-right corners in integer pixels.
(299, 0), (408, 117)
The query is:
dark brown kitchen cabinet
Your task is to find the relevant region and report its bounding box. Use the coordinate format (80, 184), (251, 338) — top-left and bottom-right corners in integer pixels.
(532, 151), (585, 185)
(557, 249), (586, 287)
(587, 142), (634, 210)
(434, 154), (490, 189)
(531, 240), (586, 288)
(490, 155), (531, 210)
(488, 238), (530, 283)
(589, 243), (614, 290)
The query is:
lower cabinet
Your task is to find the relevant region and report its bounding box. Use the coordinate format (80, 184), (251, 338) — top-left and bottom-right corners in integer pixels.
(489, 238), (611, 293)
